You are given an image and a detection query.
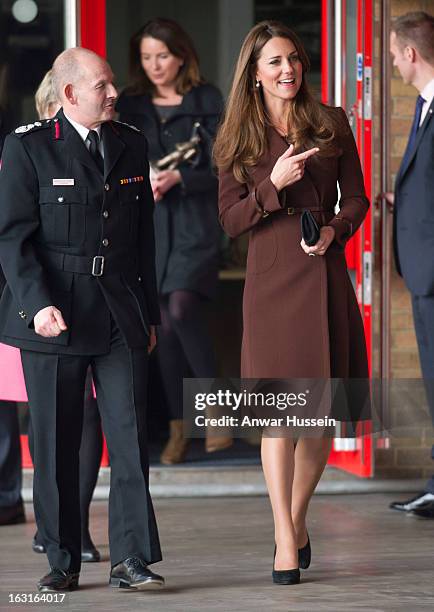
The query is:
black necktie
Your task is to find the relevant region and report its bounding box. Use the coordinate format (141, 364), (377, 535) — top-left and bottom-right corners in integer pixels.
(87, 130), (104, 174)
(401, 95), (425, 170)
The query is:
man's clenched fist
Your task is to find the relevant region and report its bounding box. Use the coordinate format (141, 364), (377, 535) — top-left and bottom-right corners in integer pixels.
(34, 306), (68, 337)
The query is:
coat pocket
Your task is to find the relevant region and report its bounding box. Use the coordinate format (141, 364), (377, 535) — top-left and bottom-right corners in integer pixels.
(39, 186), (88, 247)
(248, 219), (278, 275)
(121, 271), (150, 336)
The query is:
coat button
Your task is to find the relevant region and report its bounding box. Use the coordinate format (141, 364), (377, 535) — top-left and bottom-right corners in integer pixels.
(102, 238), (109, 247)
(135, 195), (139, 200)
(57, 196), (64, 203)
(104, 183), (110, 191)
(102, 210), (109, 218)
(138, 276), (142, 282)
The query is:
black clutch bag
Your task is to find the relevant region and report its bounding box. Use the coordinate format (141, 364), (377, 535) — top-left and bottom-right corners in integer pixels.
(301, 210), (320, 246)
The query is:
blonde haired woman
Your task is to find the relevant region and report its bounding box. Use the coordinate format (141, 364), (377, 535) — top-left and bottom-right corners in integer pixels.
(215, 21), (369, 584)
(34, 70), (60, 120)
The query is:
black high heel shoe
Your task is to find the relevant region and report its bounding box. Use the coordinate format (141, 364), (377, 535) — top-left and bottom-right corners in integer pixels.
(298, 534), (311, 569)
(272, 546), (301, 585)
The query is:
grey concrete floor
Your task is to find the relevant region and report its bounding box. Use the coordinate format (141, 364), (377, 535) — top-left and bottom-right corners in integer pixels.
(0, 494), (433, 612)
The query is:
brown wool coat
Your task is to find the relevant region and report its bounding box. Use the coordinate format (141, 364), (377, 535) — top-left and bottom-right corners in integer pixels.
(218, 108), (369, 381)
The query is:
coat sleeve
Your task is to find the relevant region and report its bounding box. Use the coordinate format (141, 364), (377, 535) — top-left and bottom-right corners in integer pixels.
(178, 88), (224, 196)
(218, 166), (284, 238)
(327, 108), (370, 247)
(138, 140), (161, 325)
(0, 134), (52, 325)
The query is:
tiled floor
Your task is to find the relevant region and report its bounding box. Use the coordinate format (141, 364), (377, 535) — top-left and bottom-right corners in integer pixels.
(1, 494), (433, 611)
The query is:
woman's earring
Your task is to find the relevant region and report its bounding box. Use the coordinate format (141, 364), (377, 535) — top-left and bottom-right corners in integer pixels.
(255, 80), (261, 88)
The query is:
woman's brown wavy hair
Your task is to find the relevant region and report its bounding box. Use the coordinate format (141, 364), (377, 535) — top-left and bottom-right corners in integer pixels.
(214, 21), (341, 183)
(128, 18), (203, 96)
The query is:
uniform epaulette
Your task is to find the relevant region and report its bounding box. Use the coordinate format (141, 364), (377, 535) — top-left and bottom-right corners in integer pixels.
(14, 119), (52, 137)
(113, 120), (143, 134)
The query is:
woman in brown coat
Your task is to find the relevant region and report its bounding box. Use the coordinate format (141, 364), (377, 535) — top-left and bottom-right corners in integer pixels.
(215, 21), (369, 585)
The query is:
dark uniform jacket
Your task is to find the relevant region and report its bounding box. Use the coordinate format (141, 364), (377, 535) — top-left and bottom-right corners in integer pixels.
(0, 109), (160, 354)
(116, 83), (223, 299)
(393, 97), (434, 296)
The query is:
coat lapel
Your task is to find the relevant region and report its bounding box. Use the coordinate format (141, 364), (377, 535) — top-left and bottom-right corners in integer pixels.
(397, 98), (433, 184)
(58, 110), (100, 174)
(56, 110), (125, 178)
(101, 122), (125, 179)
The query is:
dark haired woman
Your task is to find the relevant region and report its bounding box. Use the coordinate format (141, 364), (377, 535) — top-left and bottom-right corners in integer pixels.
(215, 21), (369, 584)
(116, 18), (229, 464)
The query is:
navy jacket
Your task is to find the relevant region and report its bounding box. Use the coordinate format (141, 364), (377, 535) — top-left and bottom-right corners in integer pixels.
(0, 109), (159, 354)
(116, 83), (223, 299)
(393, 97), (434, 296)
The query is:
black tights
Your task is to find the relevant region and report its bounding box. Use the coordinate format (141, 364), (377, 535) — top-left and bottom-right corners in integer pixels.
(29, 368), (102, 545)
(157, 290), (216, 420)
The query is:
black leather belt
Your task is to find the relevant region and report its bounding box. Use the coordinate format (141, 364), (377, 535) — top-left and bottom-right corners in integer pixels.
(36, 249), (134, 277)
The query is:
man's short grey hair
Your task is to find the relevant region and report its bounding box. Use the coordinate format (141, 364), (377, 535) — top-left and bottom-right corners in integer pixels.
(52, 47), (101, 100)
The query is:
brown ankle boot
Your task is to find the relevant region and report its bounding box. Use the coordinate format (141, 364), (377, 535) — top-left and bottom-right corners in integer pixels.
(204, 405), (233, 453)
(160, 420), (189, 465)
(205, 435), (233, 453)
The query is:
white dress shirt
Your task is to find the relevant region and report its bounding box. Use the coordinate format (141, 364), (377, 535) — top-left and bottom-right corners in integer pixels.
(419, 78), (434, 126)
(63, 112), (104, 158)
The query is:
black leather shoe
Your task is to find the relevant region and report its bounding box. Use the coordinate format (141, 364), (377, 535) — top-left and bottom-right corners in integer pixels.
(33, 532), (100, 562)
(110, 557), (164, 590)
(409, 502), (434, 519)
(389, 491), (434, 512)
(298, 534), (311, 569)
(32, 536), (45, 554)
(81, 531), (100, 562)
(0, 502), (25, 526)
(81, 546), (101, 562)
(37, 568), (79, 592)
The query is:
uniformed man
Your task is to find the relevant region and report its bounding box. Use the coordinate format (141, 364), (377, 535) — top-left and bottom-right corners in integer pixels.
(0, 48), (164, 592)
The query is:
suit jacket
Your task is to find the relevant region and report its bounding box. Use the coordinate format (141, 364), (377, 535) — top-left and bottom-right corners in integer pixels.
(393, 97), (434, 296)
(0, 109), (160, 354)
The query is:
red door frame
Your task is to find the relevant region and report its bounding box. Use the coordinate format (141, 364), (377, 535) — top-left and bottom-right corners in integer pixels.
(80, 0), (106, 56)
(322, 0), (374, 477)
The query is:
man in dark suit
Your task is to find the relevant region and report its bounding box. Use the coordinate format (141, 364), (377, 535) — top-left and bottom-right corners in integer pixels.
(385, 12), (434, 519)
(0, 48), (165, 590)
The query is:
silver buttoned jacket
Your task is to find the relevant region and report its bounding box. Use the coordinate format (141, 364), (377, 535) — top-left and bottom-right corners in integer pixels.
(0, 109), (159, 354)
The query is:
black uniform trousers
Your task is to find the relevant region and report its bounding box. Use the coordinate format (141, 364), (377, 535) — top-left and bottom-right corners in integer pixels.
(28, 367), (103, 544)
(411, 294), (434, 494)
(20, 323), (161, 573)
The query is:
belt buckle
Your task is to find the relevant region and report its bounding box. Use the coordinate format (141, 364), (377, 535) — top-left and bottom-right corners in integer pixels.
(92, 256), (105, 277)
(287, 207), (295, 215)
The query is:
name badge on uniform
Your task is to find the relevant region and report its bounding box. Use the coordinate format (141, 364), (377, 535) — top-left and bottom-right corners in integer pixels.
(52, 178), (75, 186)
